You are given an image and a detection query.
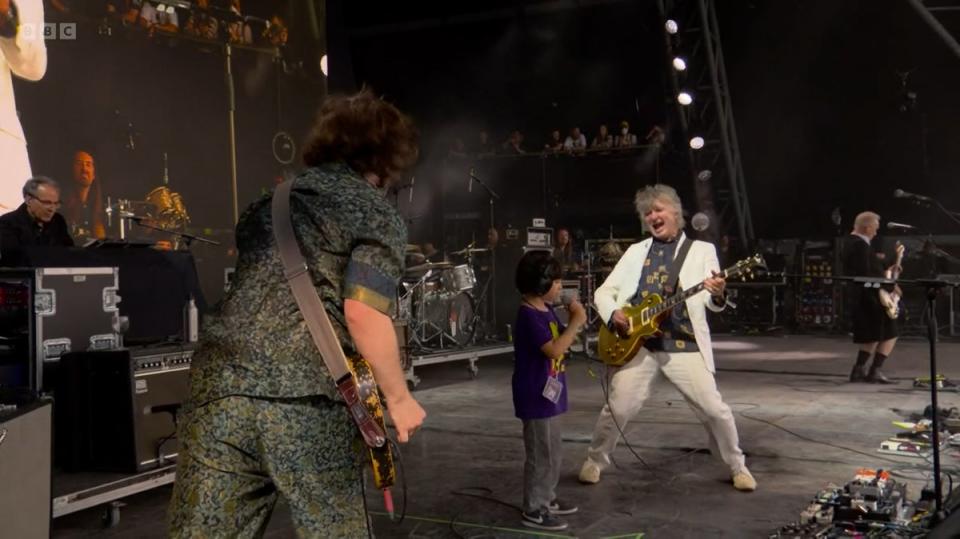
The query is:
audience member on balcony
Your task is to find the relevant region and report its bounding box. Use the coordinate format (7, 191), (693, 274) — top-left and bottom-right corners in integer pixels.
(263, 14), (289, 47)
(475, 129), (496, 156)
(544, 129), (563, 153)
(591, 124), (614, 150)
(502, 129), (526, 155)
(226, 0), (252, 45)
(184, 0), (220, 41)
(139, 1), (180, 34)
(563, 127), (587, 154)
(615, 120), (638, 148)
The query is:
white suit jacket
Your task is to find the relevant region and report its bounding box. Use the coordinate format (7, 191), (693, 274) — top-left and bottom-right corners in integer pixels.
(593, 233), (726, 373)
(1, 0), (46, 210)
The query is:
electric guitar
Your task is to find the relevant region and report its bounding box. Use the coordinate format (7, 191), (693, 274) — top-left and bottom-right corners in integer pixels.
(598, 254), (767, 366)
(344, 357), (396, 495)
(878, 242), (905, 319)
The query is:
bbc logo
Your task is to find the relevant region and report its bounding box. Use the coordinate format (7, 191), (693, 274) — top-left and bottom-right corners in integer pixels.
(19, 23), (77, 40)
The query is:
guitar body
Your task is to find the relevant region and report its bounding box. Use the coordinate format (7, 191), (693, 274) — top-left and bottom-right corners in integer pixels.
(878, 289), (901, 320)
(346, 356), (396, 490)
(598, 294), (671, 366)
(878, 243), (905, 320)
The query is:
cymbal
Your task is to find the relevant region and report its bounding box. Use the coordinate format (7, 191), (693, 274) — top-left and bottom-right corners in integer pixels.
(405, 244), (423, 252)
(405, 261), (453, 273)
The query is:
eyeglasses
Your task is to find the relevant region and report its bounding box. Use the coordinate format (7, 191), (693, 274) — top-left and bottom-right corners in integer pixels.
(29, 195), (61, 208)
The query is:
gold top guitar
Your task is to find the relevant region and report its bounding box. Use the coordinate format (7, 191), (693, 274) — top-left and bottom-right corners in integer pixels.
(878, 242), (905, 319)
(598, 254), (766, 366)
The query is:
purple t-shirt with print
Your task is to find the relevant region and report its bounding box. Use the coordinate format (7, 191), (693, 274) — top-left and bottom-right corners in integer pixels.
(512, 304), (568, 420)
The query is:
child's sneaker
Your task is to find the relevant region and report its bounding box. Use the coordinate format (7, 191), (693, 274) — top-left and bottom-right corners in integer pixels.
(521, 509), (569, 531)
(548, 499), (579, 515)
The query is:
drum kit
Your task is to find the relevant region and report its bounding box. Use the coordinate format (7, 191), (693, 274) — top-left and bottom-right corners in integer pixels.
(397, 243), (490, 350)
(104, 154), (194, 248)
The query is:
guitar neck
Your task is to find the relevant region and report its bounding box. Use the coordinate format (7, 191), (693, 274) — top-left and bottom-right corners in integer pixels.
(651, 282), (706, 316)
(889, 248), (905, 279)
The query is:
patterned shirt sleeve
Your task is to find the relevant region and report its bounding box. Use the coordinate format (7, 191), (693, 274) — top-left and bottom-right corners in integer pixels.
(342, 206), (405, 315)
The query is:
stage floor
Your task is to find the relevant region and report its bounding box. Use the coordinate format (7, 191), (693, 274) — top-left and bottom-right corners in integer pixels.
(51, 334), (960, 538)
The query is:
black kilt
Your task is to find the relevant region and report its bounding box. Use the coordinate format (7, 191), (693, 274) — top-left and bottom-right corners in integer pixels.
(850, 287), (898, 343)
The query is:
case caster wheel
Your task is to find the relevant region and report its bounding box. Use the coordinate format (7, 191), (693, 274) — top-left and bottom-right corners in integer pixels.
(102, 501), (124, 528)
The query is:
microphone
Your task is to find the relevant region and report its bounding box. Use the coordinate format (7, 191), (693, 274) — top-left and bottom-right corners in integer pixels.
(409, 176), (415, 204)
(894, 188), (932, 202)
(886, 221), (916, 230)
(468, 168), (474, 193)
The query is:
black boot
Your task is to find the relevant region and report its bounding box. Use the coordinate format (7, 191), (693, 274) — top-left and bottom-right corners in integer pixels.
(867, 353), (895, 384)
(849, 351), (870, 382)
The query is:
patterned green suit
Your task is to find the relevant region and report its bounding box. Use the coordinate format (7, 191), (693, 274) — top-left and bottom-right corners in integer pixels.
(169, 163), (405, 538)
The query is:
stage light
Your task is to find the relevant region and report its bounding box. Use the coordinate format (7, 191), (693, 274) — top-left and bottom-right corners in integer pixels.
(697, 169), (712, 181)
(692, 212), (710, 231)
(672, 57), (687, 71)
(157, 3), (166, 11)
(320, 54), (328, 76)
(665, 19), (678, 34)
(689, 136), (704, 149)
(677, 91), (693, 105)
(166, 5), (175, 13)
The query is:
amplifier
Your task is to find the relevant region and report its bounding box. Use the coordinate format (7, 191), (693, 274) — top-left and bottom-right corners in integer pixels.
(55, 346), (193, 473)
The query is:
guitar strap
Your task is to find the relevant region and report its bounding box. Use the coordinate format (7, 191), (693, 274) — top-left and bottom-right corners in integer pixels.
(270, 179), (387, 449)
(662, 234), (694, 296)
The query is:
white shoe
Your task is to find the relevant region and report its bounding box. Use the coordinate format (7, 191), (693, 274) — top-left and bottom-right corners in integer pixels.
(579, 459), (600, 484)
(732, 468), (757, 492)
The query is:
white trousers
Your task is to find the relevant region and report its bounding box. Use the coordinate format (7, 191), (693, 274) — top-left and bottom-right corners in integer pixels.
(0, 134), (31, 212)
(586, 347), (746, 474)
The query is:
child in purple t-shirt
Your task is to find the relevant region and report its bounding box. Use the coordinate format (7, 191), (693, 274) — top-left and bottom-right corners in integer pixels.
(512, 251), (587, 531)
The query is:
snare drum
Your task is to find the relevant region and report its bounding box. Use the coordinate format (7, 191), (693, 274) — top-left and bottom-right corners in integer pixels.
(442, 264), (477, 293)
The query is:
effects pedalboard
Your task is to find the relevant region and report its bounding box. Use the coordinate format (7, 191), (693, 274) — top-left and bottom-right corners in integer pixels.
(770, 469), (931, 538)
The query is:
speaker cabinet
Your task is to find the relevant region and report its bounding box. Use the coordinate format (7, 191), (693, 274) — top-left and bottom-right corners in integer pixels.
(0, 400), (52, 538)
(55, 347), (191, 473)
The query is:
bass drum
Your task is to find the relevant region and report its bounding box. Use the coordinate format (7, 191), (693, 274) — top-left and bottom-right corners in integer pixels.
(419, 291), (476, 347)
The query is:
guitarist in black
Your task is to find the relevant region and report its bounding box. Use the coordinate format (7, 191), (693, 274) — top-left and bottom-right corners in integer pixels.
(169, 90), (426, 538)
(842, 211), (900, 384)
(578, 184), (757, 492)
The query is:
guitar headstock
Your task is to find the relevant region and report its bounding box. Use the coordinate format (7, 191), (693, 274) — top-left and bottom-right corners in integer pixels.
(723, 253), (768, 282)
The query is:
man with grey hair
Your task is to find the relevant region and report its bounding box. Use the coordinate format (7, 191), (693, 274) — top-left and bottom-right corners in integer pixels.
(843, 211), (899, 383)
(579, 183), (756, 492)
(0, 177), (74, 258)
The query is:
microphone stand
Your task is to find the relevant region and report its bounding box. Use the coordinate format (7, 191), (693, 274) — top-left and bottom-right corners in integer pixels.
(125, 217), (220, 248)
(468, 171), (501, 334)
